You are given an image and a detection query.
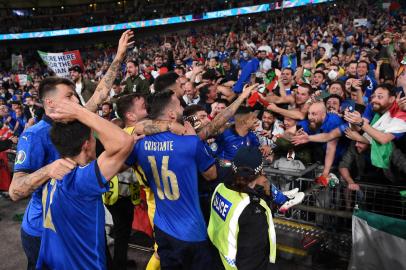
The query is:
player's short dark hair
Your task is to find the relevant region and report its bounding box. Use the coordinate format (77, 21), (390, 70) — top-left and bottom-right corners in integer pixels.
(183, 104), (206, 118)
(147, 89), (175, 120)
(154, 71), (179, 92)
(50, 121), (91, 158)
(116, 93), (144, 120)
(235, 106), (253, 116)
(39, 77), (75, 100)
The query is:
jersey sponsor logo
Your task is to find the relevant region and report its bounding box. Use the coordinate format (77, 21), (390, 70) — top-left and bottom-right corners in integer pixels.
(15, 150), (26, 165)
(212, 192), (232, 221)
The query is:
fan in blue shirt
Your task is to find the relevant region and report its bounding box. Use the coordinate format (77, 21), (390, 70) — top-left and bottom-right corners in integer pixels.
(298, 102), (348, 176)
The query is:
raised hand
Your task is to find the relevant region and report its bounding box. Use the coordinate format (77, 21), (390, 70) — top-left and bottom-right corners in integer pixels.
(398, 96), (406, 112)
(48, 99), (83, 122)
(344, 128), (364, 142)
(344, 110), (362, 125)
(116, 30), (135, 61)
(291, 130), (309, 145)
(241, 83), (259, 99)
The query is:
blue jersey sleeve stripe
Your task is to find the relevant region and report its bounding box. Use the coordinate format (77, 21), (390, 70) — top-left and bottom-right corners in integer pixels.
(14, 169), (35, 174)
(94, 161), (105, 188)
(201, 160), (216, 173)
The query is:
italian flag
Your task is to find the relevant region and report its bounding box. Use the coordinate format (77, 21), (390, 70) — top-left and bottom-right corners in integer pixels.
(349, 210), (406, 270)
(264, 69), (278, 92)
(364, 102), (406, 169)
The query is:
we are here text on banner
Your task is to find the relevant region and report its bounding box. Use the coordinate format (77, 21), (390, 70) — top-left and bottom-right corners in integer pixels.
(38, 50), (83, 78)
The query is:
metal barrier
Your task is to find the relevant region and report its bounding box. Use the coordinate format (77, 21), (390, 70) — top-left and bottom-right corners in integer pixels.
(264, 164), (406, 263)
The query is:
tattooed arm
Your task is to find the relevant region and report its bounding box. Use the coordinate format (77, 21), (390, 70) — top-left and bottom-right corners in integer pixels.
(128, 84), (258, 138)
(9, 170), (49, 201)
(9, 159), (76, 201)
(197, 83), (259, 140)
(133, 120), (186, 135)
(85, 30), (134, 113)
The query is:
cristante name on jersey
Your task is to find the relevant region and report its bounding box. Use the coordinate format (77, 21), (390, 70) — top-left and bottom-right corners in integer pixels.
(144, 140), (174, 152)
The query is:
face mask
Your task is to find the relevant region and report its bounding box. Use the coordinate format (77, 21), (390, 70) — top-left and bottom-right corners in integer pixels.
(275, 48), (279, 53)
(328, 70), (338, 81)
(243, 52), (249, 58)
(300, 44), (305, 50)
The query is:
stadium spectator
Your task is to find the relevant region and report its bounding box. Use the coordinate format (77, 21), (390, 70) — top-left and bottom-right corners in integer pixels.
(123, 60), (150, 95)
(69, 65), (97, 104)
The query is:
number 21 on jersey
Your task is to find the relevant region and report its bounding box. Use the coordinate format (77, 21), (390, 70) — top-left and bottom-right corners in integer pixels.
(148, 156), (179, 201)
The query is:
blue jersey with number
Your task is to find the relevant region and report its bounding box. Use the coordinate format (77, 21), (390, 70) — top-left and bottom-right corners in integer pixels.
(126, 132), (215, 242)
(36, 161), (109, 270)
(14, 116), (59, 237)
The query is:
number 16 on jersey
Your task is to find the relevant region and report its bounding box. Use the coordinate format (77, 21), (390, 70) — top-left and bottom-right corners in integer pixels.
(148, 156), (180, 200)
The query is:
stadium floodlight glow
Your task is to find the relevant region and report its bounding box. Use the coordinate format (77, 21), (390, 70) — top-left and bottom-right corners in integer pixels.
(0, 0), (333, 41)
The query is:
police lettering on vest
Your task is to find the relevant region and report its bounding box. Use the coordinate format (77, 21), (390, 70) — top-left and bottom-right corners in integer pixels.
(212, 192), (232, 221)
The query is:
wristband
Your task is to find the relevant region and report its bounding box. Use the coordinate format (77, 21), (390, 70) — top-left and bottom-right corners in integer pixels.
(354, 119), (364, 128)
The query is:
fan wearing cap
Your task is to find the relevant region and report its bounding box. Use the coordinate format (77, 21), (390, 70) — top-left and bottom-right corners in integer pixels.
(69, 65), (96, 105)
(208, 146), (277, 270)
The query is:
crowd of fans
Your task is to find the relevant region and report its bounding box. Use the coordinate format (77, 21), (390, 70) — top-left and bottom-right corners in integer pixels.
(0, 0), (247, 34)
(1, 0), (406, 269)
(2, 0), (406, 184)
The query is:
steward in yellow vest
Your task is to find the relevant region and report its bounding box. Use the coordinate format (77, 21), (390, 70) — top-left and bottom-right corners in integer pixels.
(208, 146), (277, 270)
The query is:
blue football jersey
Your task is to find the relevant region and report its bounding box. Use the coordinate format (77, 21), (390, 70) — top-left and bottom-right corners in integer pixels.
(14, 116), (59, 237)
(126, 132), (215, 242)
(36, 160), (109, 270)
(214, 128), (260, 161)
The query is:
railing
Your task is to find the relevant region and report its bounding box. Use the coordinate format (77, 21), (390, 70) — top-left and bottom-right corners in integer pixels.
(264, 164), (406, 263)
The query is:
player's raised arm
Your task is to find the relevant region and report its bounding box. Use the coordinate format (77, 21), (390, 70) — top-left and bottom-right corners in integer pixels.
(85, 30), (134, 113)
(49, 100), (138, 180)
